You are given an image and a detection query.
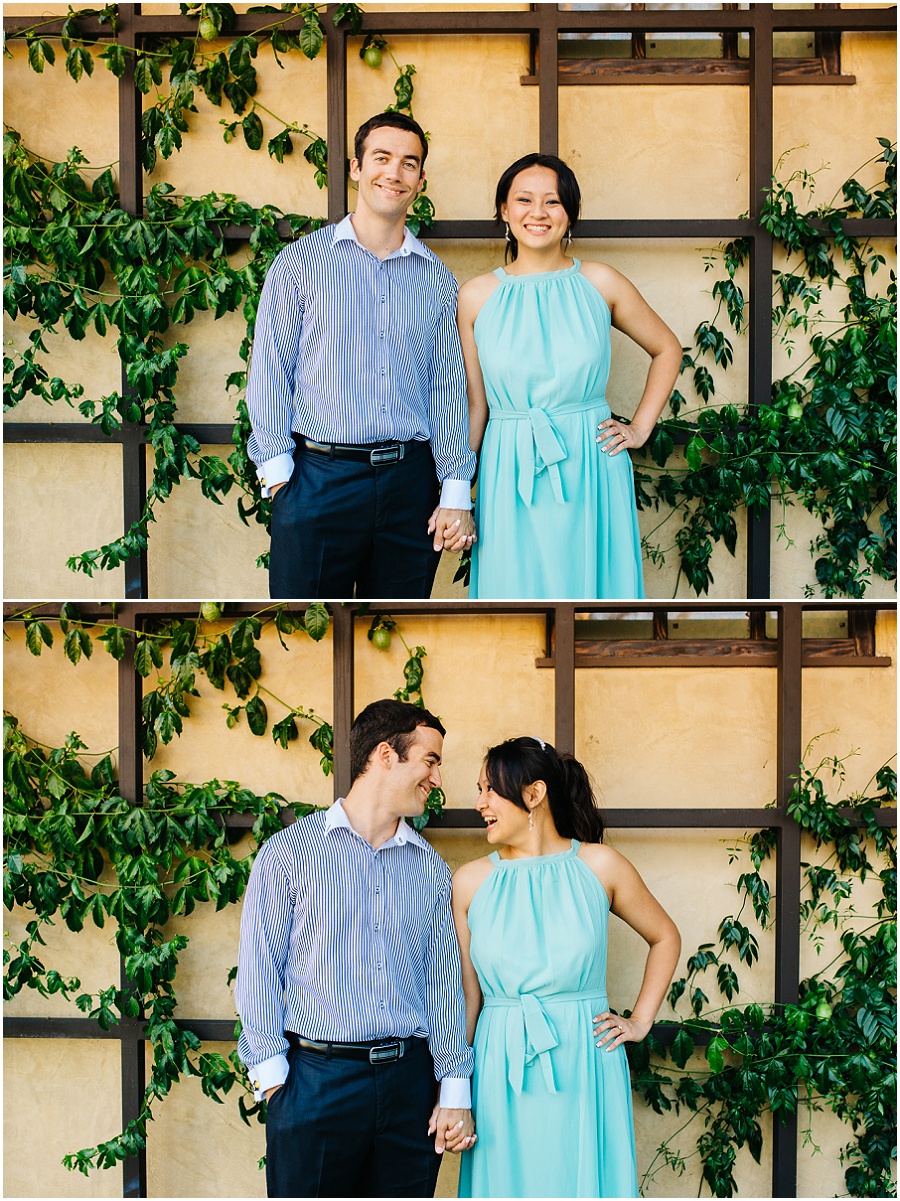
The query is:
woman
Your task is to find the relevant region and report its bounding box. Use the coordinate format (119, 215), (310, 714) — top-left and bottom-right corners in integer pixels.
(458, 154), (682, 598)
(453, 737), (681, 1198)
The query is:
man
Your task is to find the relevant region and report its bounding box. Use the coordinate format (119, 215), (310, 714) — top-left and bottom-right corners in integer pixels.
(235, 699), (476, 1198)
(246, 112), (477, 599)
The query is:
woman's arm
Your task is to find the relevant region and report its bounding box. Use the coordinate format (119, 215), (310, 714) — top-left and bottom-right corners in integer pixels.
(580, 843), (681, 1049)
(451, 859), (489, 1044)
(456, 276), (495, 455)
(580, 261), (683, 456)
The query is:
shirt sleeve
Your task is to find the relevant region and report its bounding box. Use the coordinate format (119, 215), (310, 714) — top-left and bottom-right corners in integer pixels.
(422, 869), (475, 1093)
(427, 280), (477, 489)
(245, 250), (305, 494)
(234, 837), (294, 1092)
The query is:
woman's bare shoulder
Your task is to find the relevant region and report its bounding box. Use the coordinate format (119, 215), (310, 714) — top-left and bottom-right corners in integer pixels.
(458, 271), (501, 319)
(452, 855), (495, 904)
(577, 840), (632, 879)
(578, 259), (630, 298)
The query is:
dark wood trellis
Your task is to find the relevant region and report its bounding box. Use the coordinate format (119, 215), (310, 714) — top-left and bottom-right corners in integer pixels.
(4, 599), (896, 1197)
(2, 4), (896, 599)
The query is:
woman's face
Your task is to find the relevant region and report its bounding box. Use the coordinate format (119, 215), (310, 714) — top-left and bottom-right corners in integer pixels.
(475, 763), (530, 844)
(500, 165), (569, 253)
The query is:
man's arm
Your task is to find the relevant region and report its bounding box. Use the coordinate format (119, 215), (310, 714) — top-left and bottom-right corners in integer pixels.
(427, 285), (477, 551)
(422, 872), (476, 1153)
(245, 252), (305, 498)
(234, 838), (294, 1100)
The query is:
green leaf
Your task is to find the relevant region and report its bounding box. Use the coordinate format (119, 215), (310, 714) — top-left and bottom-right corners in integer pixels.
(685, 435), (707, 473)
(299, 15), (324, 59)
(670, 1028), (695, 1069)
(706, 1035), (728, 1073)
(25, 621), (54, 656)
(245, 695), (268, 737)
(303, 603), (330, 642)
(241, 111), (263, 152)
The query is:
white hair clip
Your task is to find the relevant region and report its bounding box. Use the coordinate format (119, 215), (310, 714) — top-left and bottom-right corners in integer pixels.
(531, 736), (546, 750)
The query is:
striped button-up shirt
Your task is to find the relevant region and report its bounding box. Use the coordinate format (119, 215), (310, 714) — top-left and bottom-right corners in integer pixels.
(246, 215), (476, 506)
(235, 800), (473, 1106)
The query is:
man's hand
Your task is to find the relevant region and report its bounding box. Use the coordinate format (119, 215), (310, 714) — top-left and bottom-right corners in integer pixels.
(264, 1084), (283, 1102)
(427, 1104), (477, 1154)
(268, 482), (286, 499)
(427, 508), (476, 553)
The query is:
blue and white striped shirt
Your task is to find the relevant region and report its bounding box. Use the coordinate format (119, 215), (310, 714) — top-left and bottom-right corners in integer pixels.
(246, 215), (476, 506)
(235, 800), (474, 1105)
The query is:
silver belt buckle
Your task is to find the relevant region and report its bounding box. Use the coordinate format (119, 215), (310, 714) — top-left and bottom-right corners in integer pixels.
(368, 1040), (402, 1063)
(369, 444), (403, 466)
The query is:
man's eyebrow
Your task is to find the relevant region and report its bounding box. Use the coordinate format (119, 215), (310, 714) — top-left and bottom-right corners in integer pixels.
(371, 146), (421, 164)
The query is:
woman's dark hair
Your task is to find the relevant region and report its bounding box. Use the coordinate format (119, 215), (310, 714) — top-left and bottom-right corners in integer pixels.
(483, 736), (603, 843)
(349, 698), (445, 783)
(494, 153), (582, 263)
(353, 111), (428, 170)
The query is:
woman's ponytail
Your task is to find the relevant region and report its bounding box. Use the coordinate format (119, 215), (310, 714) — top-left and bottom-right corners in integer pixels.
(551, 754), (604, 844)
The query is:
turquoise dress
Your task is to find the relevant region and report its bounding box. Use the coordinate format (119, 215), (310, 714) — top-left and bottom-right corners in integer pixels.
(457, 841), (638, 1199)
(468, 262), (645, 599)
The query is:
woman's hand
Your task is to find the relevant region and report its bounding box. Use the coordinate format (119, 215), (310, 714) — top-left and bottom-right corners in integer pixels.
(427, 1102), (477, 1153)
(596, 418), (651, 456)
(592, 1010), (652, 1051)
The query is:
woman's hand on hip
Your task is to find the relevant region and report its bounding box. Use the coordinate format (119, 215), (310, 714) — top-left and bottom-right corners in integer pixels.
(596, 418), (651, 456)
(592, 1011), (652, 1051)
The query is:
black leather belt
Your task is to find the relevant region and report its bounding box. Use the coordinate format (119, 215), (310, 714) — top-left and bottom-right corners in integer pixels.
(286, 1032), (416, 1063)
(299, 437), (419, 466)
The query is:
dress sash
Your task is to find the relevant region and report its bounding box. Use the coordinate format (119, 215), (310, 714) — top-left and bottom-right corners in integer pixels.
(482, 990), (610, 1094)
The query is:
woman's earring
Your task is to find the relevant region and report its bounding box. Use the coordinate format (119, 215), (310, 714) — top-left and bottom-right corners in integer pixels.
(528, 808), (534, 831)
(564, 227), (572, 250)
(505, 222), (511, 244)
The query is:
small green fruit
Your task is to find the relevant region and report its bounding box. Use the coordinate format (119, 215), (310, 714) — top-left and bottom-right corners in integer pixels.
(364, 45), (383, 69)
(372, 627), (392, 650)
(198, 16), (218, 41)
(815, 999), (833, 1021)
(200, 602), (223, 622)
(787, 401), (804, 421)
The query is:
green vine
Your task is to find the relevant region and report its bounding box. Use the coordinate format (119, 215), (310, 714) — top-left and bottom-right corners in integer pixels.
(5, 5), (894, 595)
(633, 141), (896, 597)
(4, 601), (446, 1172)
(628, 743), (896, 1197)
(3, 3), (433, 577)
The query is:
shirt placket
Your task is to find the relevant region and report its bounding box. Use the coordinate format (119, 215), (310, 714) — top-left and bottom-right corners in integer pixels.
(377, 260), (389, 415)
(372, 847), (388, 1016)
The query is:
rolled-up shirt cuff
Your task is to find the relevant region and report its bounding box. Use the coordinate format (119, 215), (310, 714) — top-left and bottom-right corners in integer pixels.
(248, 1052), (290, 1101)
(258, 452), (295, 499)
(438, 1075), (472, 1109)
(438, 478), (473, 511)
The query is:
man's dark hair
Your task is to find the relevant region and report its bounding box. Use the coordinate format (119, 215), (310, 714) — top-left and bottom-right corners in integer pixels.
(353, 111), (428, 172)
(349, 699), (445, 783)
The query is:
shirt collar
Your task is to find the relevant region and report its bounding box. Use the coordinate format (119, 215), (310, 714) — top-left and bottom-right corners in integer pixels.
(331, 213), (430, 261)
(324, 798), (427, 849)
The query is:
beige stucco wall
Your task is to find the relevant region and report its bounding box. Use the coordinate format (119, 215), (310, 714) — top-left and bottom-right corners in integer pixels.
(4, 608), (894, 1197)
(3, 8), (895, 598)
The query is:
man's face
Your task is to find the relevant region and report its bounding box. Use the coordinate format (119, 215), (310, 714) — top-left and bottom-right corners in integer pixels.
(350, 126), (424, 222)
(389, 725), (443, 818)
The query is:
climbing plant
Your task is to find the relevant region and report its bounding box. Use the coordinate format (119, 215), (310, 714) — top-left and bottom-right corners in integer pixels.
(627, 743), (896, 1198)
(4, 601), (446, 1173)
(3, 2), (434, 575)
(632, 140), (896, 597)
(5, 605), (895, 1193)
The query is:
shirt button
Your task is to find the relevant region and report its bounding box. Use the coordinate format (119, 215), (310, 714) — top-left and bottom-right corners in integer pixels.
(375, 887), (380, 893)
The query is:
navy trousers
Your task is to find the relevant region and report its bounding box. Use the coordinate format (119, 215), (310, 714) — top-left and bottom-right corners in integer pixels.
(268, 439), (441, 599)
(264, 1038), (443, 1198)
